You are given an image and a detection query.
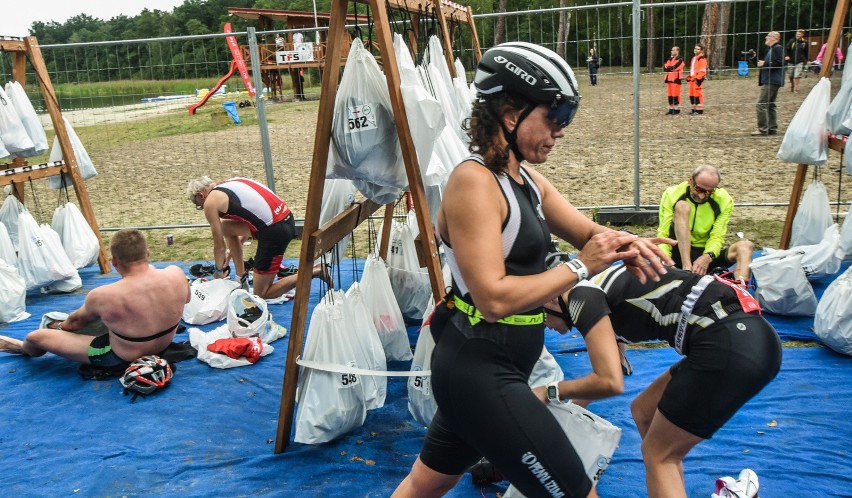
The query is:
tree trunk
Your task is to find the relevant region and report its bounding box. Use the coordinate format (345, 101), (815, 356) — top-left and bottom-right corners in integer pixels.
(557, 0), (569, 58)
(494, 0), (508, 45)
(645, 0), (656, 73)
(700, 3), (720, 75)
(711, 2), (732, 72)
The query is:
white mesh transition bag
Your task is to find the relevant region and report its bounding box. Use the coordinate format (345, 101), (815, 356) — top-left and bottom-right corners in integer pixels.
(503, 403), (622, 497)
(814, 266), (852, 355)
(0, 194), (25, 250)
(16, 211), (77, 290)
(0, 84), (35, 156)
(408, 298), (437, 427)
(750, 250), (818, 316)
(359, 253), (413, 361)
(47, 117), (98, 189)
(327, 39), (406, 204)
(4, 81), (48, 157)
(790, 180), (833, 247)
(777, 77), (829, 166)
(294, 290), (367, 444)
(52, 203), (100, 269)
(0, 260), (29, 323)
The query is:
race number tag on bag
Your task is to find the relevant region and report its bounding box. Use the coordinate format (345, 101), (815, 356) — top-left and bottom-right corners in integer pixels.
(346, 104), (378, 133)
(408, 298), (437, 427)
(339, 362), (361, 389)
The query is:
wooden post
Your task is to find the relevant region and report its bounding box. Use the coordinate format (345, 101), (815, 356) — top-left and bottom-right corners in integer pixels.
(25, 38), (110, 273)
(407, 12), (420, 61)
(274, 0), (350, 454)
(0, 37), (110, 274)
(374, 0), (445, 297)
(467, 7), (482, 60)
(433, 0), (456, 78)
(273, 0), (481, 454)
(779, 0), (849, 249)
(380, 203), (395, 260)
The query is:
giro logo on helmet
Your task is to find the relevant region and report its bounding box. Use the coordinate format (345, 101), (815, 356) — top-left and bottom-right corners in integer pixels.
(494, 55), (537, 86)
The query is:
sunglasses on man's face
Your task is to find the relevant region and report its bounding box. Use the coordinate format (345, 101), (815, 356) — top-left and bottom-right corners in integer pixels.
(691, 180), (716, 196)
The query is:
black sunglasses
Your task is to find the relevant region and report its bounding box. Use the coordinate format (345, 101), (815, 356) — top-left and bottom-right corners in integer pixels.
(546, 94), (580, 129)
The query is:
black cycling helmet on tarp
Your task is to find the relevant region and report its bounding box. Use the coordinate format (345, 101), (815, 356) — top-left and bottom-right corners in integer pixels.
(473, 42), (581, 161)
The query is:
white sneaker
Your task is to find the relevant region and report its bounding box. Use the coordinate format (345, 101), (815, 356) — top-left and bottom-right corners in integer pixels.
(712, 469), (759, 498)
(713, 476), (740, 498)
(737, 469), (759, 498)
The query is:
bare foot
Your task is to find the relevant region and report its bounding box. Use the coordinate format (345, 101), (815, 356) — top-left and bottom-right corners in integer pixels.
(0, 336), (25, 354)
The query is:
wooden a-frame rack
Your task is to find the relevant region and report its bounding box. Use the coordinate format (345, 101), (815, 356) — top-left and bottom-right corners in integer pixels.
(273, 0), (480, 453)
(779, 0), (849, 248)
(0, 36), (109, 273)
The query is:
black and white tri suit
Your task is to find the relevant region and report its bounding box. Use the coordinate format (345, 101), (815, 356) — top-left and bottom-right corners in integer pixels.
(420, 156), (594, 498)
(213, 178), (294, 274)
(566, 265), (782, 438)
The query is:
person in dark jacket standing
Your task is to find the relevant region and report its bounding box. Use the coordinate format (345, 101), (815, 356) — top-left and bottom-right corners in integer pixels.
(753, 31), (784, 136)
(663, 46), (685, 115)
(785, 29), (808, 93)
(587, 47), (602, 86)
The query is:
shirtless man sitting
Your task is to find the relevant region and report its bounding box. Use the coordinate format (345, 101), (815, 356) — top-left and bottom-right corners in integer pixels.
(0, 229), (189, 372)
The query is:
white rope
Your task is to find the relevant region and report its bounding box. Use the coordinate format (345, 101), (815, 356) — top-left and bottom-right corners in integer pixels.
(296, 356), (430, 377)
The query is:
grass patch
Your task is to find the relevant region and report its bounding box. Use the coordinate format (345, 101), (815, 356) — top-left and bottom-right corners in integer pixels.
(52, 78), (230, 97)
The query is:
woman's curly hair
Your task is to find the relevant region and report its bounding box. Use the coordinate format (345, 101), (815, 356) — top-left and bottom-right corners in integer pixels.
(464, 92), (532, 173)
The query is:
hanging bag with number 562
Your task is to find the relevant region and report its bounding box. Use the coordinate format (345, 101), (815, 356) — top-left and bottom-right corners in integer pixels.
(327, 39), (407, 204)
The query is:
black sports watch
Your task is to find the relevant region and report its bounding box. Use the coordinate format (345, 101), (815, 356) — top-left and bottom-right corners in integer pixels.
(705, 251), (717, 259)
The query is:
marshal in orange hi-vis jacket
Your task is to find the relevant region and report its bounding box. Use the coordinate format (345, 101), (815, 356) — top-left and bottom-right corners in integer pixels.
(663, 47), (685, 115)
(687, 44), (707, 115)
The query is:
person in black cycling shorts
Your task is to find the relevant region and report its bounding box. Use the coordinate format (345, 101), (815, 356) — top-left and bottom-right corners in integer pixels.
(542, 264), (782, 498)
(391, 42), (674, 498)
(186, 176), (330, 299)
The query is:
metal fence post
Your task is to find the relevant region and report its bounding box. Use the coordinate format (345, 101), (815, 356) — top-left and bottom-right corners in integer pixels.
(247, 27), (277, 192)
(632, 0), (641, 210)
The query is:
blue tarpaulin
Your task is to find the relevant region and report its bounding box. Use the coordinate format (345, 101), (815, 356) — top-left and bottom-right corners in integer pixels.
(0, 259), (850, 497)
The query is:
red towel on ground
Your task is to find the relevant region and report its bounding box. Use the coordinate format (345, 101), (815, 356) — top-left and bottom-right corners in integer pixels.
(207, 337), (264, 363)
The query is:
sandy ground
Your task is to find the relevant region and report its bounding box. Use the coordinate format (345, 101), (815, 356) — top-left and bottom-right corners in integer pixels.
(9, 68), (852, 254)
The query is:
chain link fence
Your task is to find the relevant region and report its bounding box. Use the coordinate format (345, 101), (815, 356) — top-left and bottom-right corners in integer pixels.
(1, 2), (850, 253)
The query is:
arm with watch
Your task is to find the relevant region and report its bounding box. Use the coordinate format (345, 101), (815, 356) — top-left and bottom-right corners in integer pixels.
(534, 311), (625, 406)
(202, 193), (237, 279)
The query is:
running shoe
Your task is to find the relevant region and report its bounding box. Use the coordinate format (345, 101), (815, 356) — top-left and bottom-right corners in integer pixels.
(278, 264), (298, 278)
(736, 469), (759, 498)
(245, 258), (299, 279)
(712, 469), (759, 498)
(189, 263), (230, 278)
